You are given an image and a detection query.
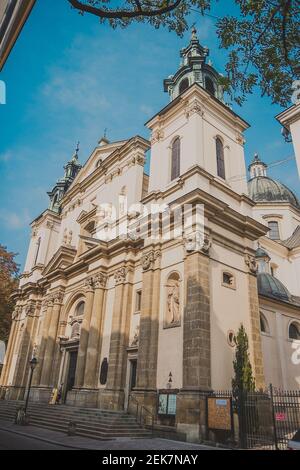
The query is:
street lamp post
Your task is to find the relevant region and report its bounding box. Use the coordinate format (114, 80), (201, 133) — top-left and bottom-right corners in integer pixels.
(24, 356), (38, 417)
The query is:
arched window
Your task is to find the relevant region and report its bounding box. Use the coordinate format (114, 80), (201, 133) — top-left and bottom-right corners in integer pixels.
(205, 76), (216, 96)
(216, 137), (226, 179)
(260, 313), (270, 334)
(171, 138), (181, 181)
(75, 301), (85, 317)
(268, 221), (280, 240)
(179, 78), (189, 95)
(289, 322), (300, 340)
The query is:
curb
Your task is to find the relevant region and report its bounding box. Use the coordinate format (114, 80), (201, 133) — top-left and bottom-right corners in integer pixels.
(0, 425), (92, 450)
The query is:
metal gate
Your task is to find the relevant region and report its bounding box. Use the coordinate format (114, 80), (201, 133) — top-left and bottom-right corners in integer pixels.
(213, 386), (300, 449)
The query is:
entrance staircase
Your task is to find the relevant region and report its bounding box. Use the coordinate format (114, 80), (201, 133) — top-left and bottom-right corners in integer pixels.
(0, 400), (152, 441)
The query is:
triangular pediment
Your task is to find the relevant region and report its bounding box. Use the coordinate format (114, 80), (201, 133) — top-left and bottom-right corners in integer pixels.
(74, 140), (128, 185)
(43, 245), (77, 276)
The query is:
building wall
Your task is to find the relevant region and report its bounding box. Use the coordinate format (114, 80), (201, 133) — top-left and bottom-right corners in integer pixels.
(260, 303), (300, 389)
(0, 0), (36, 70)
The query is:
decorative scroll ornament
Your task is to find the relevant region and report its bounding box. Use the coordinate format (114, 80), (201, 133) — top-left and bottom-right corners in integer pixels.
(94, 272), (107, 289)
(184, 99), (204, 119)
(151, 129), (164, 144)
(114, 267), (128, 285)
(184, 231), (211, 254)
(142, 250), (161, 271)
(245, 255), (258, 275)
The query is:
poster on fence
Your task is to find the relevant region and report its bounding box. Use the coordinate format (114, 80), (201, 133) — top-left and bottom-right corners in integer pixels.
(207, 397), (232, 431)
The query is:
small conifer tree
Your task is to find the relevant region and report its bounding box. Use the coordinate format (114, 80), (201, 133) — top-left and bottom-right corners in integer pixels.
(232, 324), (256, 398)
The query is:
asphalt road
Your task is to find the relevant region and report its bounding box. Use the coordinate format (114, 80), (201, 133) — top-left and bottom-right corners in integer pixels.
(0, 429), (72, 450)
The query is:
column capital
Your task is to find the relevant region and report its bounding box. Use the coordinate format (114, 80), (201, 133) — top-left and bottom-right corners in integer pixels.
(12, 306), (22, 321)
(141, 250), (161, 271)
(184, 231), (211, 255)
(114, 267), (128, 285)
(25, 301), (36, 317)
(85, 276), (94, 292)
(53, 289), (65, 305)
(94, 272), (107, 289)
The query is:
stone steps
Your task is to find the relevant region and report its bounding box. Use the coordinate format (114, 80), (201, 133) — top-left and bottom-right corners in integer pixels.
(0, 400), (152, 441)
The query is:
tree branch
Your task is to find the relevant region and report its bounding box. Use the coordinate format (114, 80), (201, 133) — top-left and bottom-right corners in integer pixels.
(281, 0), (292, 63)
(68, 0), (183, 19)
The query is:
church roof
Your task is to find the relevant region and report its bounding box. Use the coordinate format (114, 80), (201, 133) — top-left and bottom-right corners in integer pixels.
(282, 225), (300, 249)
(257, 272), (300, 307)
(248, 176), (300, 209)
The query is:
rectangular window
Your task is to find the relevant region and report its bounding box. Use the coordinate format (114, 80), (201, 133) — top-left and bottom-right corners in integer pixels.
(268, 221), (280, 240)
(135, 290), (142, 313)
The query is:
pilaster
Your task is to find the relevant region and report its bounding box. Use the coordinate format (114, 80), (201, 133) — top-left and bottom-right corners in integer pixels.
(245, 254), (265, 389)
(100, 266), (133, 410)
(74, 277), (95, 388)
(176, 238), (211, 442)
(132, 248), (161, 413)
(83, 272), (107, 388)
(40, 290), (64, 387)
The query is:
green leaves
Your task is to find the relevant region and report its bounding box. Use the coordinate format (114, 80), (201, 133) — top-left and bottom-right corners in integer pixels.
(0, 245), (19, 345)
(70, 0), (300, 106)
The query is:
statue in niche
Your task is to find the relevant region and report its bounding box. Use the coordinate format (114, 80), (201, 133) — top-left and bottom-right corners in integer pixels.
(131, 325), (140, 347)
(165, 273), (181, 328)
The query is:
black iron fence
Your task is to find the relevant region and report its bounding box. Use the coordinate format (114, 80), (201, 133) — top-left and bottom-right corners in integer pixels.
(210, 386), (300, 450)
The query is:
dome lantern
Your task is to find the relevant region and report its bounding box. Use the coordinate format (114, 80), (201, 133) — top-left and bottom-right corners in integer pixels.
(163, 27), (224, 102)
(255, 245), (271, 274)
(248, 153), (268, 179)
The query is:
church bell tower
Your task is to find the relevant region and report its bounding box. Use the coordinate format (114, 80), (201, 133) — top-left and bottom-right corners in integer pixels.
(47, 144), (82, 213)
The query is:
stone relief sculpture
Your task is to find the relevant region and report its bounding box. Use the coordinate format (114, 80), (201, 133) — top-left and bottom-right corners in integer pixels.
(165, 273), (181, 328)
(63, 228), (73, 246)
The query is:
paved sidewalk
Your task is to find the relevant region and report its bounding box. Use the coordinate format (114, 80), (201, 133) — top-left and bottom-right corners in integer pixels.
(0, 419), (217, 450)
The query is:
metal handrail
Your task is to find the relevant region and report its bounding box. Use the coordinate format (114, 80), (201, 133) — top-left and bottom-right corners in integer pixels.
(128, 393), (155, 435)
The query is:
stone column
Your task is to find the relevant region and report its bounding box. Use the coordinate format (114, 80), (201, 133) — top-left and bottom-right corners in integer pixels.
(100, 266), (133, 410)
(33, 297), (53, 386)
(176, 236), (211, 443)
(245, 255), (265, 389)
(40, 290), (64, 387)
(74, 277), (95, 388)
(12, 300), (41, 398)
(83, 272), (107, 389)
(133, 248), (161, 411)
(0, 306), (19, 387)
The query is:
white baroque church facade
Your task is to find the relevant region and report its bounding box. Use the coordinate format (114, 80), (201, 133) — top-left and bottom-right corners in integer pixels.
(1, 29), (300, 442)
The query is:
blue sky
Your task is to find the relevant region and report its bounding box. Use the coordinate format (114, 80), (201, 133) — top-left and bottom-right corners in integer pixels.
(0, 0), (298, 269)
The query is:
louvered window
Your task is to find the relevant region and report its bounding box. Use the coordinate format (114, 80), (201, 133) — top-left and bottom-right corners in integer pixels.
(216, 137), (225, 179)
(171, 138), (181, 181)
